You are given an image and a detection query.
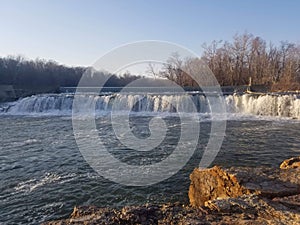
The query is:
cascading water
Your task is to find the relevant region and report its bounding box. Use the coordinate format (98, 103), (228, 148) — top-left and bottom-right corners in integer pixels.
(1, 94), (74, 115)
(0, 93), (211, 115)
(1, 93), (300, 119)
(226, 94), (300, 119)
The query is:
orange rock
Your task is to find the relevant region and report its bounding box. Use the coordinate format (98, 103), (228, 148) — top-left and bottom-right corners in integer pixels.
(189, 166), (249, 207)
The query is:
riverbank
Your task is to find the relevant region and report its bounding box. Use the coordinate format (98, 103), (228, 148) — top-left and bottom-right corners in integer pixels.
(44, 157), (300, 224)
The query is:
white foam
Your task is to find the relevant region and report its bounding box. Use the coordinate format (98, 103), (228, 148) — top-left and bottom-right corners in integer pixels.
(23, 139), (40, 145)
(226, 94), (300, 119)
(1, 93), (300, 120)
(14, 172), (77, 193)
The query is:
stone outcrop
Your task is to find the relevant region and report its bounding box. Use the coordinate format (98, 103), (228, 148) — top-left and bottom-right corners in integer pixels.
(45, 156), (300, 225)
(186, 158), (300, 224)
(44, 195), (300, 225)
(225, 166), (300, 198)
(44, 203), (210, 225)
(205, 194), (300, 224)
(189, 166), (300, 207)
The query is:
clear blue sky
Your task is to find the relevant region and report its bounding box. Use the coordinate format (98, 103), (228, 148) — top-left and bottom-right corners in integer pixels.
(0, 0), (299, 67)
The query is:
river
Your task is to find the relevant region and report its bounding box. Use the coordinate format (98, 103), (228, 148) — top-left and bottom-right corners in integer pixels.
(0, 92), (300, 224)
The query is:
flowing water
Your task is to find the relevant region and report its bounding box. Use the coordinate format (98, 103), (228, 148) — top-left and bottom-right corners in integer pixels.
(1, 92), (300, 224)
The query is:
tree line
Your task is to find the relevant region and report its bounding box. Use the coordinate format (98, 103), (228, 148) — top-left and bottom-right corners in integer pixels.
(1, 33), (299, 92)
(156, 32), (300, 91)
(0, 56), (141, 92)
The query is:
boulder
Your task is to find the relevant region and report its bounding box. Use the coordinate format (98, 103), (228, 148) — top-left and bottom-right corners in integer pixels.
(189, 166), (249, 207)
(280, 156), (300, 169)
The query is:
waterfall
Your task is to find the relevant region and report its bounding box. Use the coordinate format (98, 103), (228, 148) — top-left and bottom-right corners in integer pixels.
(0, 93), (211, 115)
(1, 93), (300, 119)
(226, 94), (300, 119)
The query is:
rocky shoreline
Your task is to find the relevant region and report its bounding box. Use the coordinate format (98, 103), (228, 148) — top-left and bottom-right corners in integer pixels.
(44, 157), (300, 225)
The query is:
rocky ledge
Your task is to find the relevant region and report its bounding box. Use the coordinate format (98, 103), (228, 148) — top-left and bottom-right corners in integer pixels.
(44, 157), (300, 225)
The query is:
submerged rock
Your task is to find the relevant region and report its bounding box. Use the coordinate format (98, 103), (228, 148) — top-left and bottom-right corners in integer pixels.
(280, 156), (300, 169)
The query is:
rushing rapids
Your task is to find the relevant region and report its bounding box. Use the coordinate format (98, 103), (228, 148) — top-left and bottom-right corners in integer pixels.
(1, 93), (300, 118)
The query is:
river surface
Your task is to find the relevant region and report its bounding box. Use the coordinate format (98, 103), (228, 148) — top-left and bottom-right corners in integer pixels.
(1, 93), (300, 224)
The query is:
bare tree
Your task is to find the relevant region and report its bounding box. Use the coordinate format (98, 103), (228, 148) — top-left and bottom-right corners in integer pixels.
(143, 32), (300, 91)
(146, 63), (159, 79)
